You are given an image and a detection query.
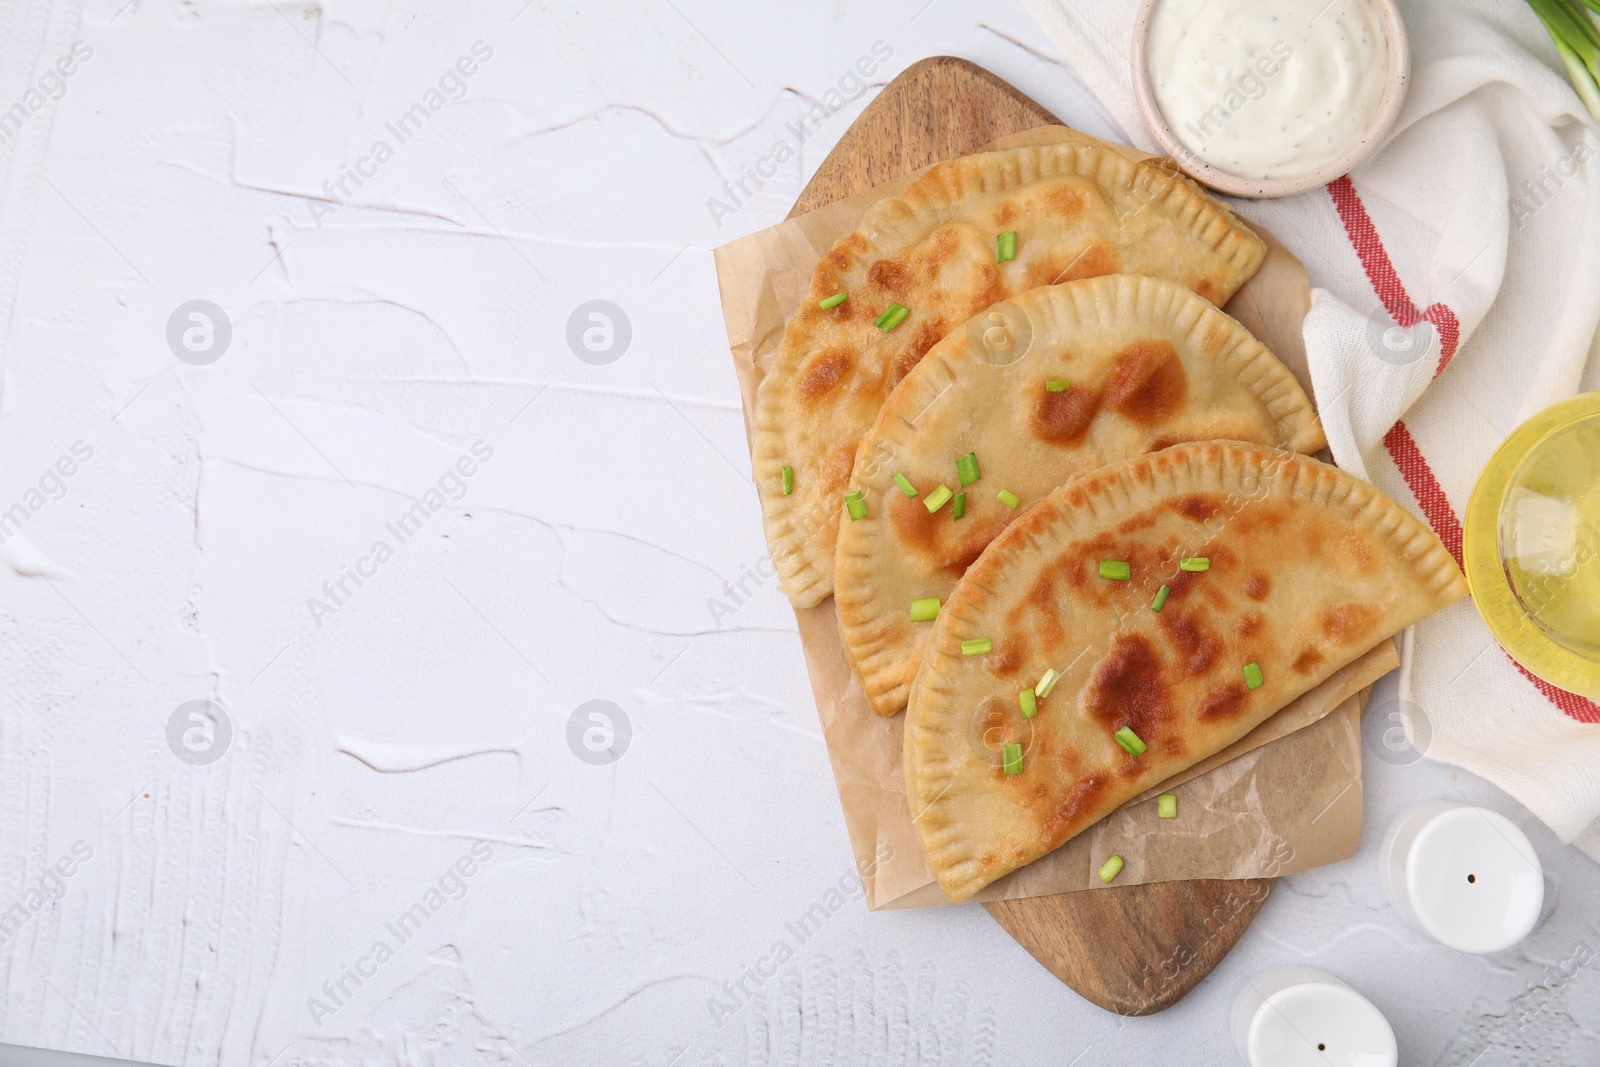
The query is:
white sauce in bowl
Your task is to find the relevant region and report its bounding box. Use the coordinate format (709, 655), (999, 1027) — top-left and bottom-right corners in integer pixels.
(1147, 0), (1390, 181)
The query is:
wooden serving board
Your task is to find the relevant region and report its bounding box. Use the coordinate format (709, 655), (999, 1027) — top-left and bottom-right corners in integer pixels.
(788, 55), (1277, 1017)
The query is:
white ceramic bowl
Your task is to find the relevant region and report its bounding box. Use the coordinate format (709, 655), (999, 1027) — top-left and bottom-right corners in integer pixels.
(1130, 0), (1411, 198)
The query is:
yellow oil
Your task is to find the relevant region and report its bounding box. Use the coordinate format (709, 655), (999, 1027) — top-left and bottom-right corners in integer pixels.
(1465, 393), (1600, 696)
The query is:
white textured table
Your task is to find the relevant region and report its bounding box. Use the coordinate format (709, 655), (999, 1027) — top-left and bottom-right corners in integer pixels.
(0, 2), (1596, 1064)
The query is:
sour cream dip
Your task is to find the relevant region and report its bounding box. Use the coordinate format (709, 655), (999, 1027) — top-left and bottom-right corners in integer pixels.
(1146, 0), (1390, 181)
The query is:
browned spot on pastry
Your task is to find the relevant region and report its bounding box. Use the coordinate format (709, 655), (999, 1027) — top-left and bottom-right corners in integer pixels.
(1086, 634), (1172, 744)
(1161, 543), (1236, 603)
(1104, 340), (1187, 424)
(825, 248), (853, 272)
(822, 444), (855, 491)
(994, 201), (1018, 226)
(1198, 683), (1250, 722)
(1045, 772), (1111, 842)
(1191, 276), (1217, 302)
(944, 520), (1010, 576)
(884, 322), (945, 391)
(1243, 573), (1271, 600)
(977, 263), (1007, 307)
(1321, 602), (1380, 645)
(1171, 494), (1223, 522)
(985, 634), (1027, 677)
(1056, 739), (1083, 776)
(888, 492), (1007, 577)
(868, 258), (911, 294)
(888, 491), (939, 556)
(1238, 611), (1263, 638)
(1293, 647), (1327, 674)
(1058, 240), (1120, 282)
(1061, 535), (1112, 593)
(1047, 184), (1088, 220)
(1117, 513), (1157, 535)
(1031, 384), (1103, 445)
(1201, 316), (1231, 353)
(1341, 527), (1374, 570)
(1159, 609), (1222, 674)
(885, 351), (919, 392)
(1014, 570), (1066, 651)
(1025, 260), (1064, 288)
(923, 226), (958, 266)
(1229, 501), (1282, 536)
(796, 349), (851, 402)
(1164, 563), (1235, 614)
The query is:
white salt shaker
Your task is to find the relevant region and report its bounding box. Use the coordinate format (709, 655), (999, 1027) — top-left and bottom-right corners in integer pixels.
(1379, 800), (1543, 954)
(1232, 966), (1397, 1066)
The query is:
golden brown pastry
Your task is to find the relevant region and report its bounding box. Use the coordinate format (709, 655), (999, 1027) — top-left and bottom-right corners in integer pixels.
(836, 274), (1325, 716)
(754, 141), (1267, 608)
(905, 442), (1468, 902)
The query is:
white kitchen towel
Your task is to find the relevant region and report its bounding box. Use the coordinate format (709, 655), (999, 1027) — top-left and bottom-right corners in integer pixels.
(1025, 0), (1600, 855)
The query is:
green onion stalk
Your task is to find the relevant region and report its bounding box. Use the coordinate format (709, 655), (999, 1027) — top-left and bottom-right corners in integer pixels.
(1528, 0), (1600, 121)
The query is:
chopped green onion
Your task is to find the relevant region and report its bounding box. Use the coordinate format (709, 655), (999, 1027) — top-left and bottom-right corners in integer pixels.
(1151, 584), (1171, 612)
(1179, 557), (1210, 572)
(1018, 688), (1037, 719)
(1114, 726), (1147, 756)
(997, 489), (1020, 509)
(845, 490), (867, 521)
(893, 473), (918, 498)
(1099, 560), (1131, 581)
(1045, 379), (1071, 392)
(781, 465), (794, 495)
(995, 231), (1017, 263)
(952, 492), (966, 520)
(1158, 794), (1178, 819)
(909, 596), (941, 622)
(956, 451), (981, 487)
(1098, 855), (1124, 884)
(874, 302), (909, 332)
(1002, 742), (1023, 775)
(818, 292), (848, 310)
(923, 484), (953, 513)
(1036, 668), (1060, 699)
(1243, 661), (1264, 690)
(961, 638), (992, 656)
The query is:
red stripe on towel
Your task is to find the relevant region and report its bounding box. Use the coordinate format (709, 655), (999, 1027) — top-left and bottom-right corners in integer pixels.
(1333, 178), (1600, 723)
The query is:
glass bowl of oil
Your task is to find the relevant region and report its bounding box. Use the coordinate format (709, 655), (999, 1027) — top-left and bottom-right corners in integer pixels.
(1464, 392), (1600, 697)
